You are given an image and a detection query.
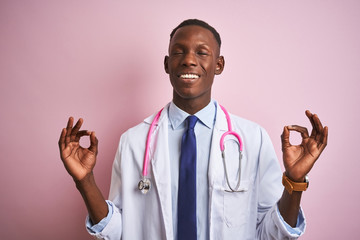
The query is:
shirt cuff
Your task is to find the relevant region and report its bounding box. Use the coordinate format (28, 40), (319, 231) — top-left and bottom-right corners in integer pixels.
(276, 204), (306, 236)
(86, 200), (114, 233)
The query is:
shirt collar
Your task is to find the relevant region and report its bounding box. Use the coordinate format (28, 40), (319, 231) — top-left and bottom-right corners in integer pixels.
(168, 100), (216, 130)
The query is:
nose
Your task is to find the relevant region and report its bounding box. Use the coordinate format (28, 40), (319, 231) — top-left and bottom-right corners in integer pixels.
(181, 52), (197, 67)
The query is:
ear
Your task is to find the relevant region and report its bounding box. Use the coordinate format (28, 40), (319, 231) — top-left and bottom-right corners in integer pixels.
(164, 56), (169, 74)
(215, 56), (225, 75)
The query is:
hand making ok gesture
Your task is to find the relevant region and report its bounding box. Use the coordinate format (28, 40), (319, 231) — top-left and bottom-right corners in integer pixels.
(58, 117), (98, 181)
(281, 110), (328, 182)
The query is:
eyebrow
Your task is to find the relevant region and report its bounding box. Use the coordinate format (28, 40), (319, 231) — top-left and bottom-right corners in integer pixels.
(170, 43), (212, 50)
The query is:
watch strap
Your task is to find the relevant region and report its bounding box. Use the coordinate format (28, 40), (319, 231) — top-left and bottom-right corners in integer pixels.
(282, 172), (309, 194)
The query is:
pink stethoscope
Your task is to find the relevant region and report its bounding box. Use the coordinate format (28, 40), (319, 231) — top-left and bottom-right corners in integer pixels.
(138, 105), (244, 194)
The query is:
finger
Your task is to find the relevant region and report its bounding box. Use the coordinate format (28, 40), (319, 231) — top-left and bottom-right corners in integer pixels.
(71, 118), (83, 141)
(287, 125), (310, 139)
(281, 126), (291, 151)
(305, 110), (316, 138)
(88, 131), (98, 155)
(75, 130), (91, 142)
(58, 128), (66, 151)
(65, 117), (74, 145)
(318, 126), (329, 149)
(312, 113), (325, 142)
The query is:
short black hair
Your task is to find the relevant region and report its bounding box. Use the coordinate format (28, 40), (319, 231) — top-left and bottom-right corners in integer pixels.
(170, 19), (221, 48)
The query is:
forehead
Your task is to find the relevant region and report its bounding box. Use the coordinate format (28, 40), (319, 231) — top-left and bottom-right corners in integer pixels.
(169, 25), (219, 51)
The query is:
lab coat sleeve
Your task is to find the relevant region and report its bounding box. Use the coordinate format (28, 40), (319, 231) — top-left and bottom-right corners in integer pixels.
(256, 127), (305, 239)
(86, 200), (114, 233)
(85, 135), (126, 240)
(257, 204), (306, 239)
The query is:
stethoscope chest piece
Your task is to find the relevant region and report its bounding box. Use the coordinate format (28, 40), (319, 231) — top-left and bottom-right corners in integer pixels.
(138, 178), (151, 194)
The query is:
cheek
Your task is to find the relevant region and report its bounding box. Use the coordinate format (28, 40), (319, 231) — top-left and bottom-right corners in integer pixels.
(168, 62), (179, 75)
(202, 62), (216, 75)
(200, 57), (216, 69)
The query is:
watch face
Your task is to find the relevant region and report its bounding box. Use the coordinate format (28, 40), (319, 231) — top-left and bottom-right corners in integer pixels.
(305, 175), (309, 187)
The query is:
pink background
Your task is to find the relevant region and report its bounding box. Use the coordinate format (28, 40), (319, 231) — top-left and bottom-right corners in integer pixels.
(1, 1), (359, 239)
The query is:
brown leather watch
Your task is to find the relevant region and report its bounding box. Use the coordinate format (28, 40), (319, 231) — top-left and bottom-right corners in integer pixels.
(282, 172), (309, 194)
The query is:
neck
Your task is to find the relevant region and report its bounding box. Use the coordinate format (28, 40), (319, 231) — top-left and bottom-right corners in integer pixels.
(172, 95), (211, 115)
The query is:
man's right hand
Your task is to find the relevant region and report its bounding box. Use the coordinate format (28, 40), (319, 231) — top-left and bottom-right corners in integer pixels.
(58, 117), (108, 225)
(58, 117), (98, 181)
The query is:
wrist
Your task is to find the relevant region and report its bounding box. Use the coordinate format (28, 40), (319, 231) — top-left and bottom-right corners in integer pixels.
(75, 172), (96, 191)
(285, 171), (305, 182)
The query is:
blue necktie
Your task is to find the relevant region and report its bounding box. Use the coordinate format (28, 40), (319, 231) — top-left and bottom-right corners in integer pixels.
(178, 115), (198, 240)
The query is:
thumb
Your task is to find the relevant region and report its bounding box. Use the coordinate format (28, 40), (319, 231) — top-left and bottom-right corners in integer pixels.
(281, 126), (291, 151)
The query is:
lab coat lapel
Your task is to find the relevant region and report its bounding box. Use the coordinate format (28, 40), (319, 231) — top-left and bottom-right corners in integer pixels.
(144, 104), (173, 240)
(208, 102), (228, 240)
(208, 102), (228, 186)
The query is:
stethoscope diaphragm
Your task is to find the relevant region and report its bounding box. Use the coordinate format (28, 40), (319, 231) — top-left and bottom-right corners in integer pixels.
(138, 178), (151, 194)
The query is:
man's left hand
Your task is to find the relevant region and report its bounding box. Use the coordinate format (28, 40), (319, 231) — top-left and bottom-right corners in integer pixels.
(281, 110), (328, 182)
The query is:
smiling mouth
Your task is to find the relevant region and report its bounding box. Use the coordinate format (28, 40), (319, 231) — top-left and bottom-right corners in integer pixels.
(178, 73), (200, 79)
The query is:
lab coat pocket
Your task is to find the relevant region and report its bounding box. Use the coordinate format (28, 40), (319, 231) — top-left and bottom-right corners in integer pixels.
(223, 180), (250, 228)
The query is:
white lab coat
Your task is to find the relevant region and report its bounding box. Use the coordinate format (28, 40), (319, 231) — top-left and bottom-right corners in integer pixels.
(89, 102), (304, 240)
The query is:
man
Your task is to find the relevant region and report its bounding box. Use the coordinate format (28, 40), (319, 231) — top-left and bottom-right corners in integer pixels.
(58, 19), (328, 239)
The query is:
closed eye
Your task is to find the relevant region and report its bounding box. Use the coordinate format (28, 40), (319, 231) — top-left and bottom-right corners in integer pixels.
(171, 51), (184, 56)
(198, 51), (208, 56)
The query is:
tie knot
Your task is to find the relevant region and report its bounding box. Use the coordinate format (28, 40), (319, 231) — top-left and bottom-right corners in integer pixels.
(187, 115), (198, 130)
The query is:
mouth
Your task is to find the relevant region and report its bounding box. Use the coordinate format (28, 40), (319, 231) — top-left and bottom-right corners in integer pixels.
(177, 73), (200, 81)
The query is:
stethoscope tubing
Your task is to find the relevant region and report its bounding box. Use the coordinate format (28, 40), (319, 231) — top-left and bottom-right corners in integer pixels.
(219, 105), (243, 152)
(142, 108), (163, 177)
(140, 104), (244, 193)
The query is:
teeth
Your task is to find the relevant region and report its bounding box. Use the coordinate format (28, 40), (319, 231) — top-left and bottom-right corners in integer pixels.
(180, 74), (199, 79)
